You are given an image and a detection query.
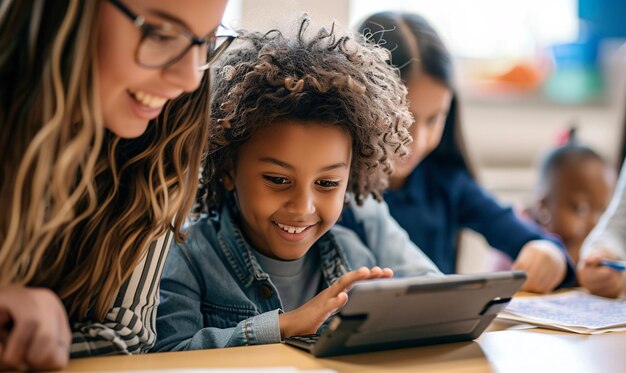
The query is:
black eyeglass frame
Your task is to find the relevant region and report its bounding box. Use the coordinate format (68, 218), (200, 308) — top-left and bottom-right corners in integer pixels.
(108, 0), (237, 71)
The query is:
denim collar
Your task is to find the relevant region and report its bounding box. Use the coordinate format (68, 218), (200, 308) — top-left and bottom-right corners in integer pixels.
(215, 203), (349, 288)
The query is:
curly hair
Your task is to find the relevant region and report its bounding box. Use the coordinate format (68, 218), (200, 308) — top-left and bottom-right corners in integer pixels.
(198, 17), (413, 211)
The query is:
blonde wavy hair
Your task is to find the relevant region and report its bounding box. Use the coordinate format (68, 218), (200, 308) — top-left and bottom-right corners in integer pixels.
(0, 0), (210, 321)
(198, 17), (413, 211)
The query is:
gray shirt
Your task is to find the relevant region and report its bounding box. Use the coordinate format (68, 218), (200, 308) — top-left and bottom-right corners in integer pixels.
(253, 249), (323, 312)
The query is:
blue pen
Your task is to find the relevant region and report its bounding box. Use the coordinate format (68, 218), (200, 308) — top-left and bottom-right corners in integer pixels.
(599, 259), (626, 271)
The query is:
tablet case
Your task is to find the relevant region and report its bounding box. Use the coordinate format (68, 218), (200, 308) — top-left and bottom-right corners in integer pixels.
(285, 270), (527, 357)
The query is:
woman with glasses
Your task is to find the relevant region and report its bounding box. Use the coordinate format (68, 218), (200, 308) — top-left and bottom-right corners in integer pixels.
(0, 0), (234, 369)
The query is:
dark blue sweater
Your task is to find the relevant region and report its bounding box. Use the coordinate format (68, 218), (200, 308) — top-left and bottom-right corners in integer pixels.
(340, 161), (576, 287)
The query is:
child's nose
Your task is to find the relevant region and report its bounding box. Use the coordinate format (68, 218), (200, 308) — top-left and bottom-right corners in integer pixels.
(285, 187), (316, 215)
(412, 125), (429, 155)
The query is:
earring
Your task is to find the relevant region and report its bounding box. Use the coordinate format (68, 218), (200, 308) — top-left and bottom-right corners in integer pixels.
(221, 173), (235, 191)
(536, 207), (552, 226)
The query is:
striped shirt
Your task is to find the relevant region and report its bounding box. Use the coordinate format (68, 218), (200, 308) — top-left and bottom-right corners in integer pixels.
(69, 231), (174, 357)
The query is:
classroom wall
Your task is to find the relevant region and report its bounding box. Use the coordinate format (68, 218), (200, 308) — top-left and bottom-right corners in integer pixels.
(236, 0), (349, 32)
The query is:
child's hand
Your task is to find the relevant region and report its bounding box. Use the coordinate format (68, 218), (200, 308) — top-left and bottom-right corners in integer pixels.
(512, 240), (566, 293)
(279, 266), (393, 339)
(578, 249), (624, 298)
(0, 286), (71, 371)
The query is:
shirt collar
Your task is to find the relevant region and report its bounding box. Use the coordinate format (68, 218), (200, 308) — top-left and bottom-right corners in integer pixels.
(216, 203), (268, 287)
(215, 203), (350, 287)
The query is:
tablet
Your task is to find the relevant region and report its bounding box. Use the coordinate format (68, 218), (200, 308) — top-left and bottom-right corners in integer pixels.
(284, 270), (526, 357)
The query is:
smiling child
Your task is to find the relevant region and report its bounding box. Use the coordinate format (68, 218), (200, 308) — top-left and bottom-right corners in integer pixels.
(152, 17), (441, 351)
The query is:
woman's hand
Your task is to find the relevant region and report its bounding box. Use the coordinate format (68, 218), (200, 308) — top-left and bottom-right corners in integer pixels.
(512, 240), (567, 293)
(279, 266), (393, 339)
(0, 286), (71, 371)
(578, 249), (624, 298)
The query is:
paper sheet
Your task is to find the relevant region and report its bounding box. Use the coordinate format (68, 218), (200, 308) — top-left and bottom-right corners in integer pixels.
(497, 290), (626, 334)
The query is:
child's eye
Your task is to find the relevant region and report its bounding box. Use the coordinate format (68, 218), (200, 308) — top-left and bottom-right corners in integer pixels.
(426, 116), (438, 126)
(316, 180), (339, 188)
(263, 175), (290, 185)
(572, 202), (590, 215)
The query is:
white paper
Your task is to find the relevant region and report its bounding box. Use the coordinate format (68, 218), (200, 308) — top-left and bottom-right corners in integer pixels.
(497, 290), (626, 334)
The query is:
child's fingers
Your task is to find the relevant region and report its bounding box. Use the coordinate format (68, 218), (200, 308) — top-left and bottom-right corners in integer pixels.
(369, 266), (383, 277)
(582, 255), (605, 267)
(581, 257), (620, 278)
(366, 266), (394, 280)
(328, 266), (393, 299)
(583, 271), (623, 298)
(583, 248), (617, 267)
(585, 267), (619, 286)
(579, 266), (620, 295)
(325, 291), (349, 316)
(329, 267), (370, 296)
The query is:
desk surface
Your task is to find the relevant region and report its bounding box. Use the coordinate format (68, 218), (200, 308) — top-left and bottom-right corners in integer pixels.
(65, 323), (626, 373)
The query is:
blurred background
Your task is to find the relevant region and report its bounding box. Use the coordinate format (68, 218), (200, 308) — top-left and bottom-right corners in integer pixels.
(221, 0), (626, 272)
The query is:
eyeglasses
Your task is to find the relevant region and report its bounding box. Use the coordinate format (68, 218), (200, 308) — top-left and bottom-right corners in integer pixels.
(108, 0), (237, 71)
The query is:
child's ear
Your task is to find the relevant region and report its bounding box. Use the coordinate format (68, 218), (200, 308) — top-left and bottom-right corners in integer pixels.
(222, 170), (235, 191)
(535, 197), (552, 226)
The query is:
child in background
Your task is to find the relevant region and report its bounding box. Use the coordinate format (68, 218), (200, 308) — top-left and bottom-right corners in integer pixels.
(526, 129), (616, 265)
(153, 18), (441, 352)
(341, 12), (576, 292)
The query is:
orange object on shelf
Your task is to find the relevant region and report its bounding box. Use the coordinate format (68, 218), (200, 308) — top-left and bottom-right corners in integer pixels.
(492, 62), (544, 91)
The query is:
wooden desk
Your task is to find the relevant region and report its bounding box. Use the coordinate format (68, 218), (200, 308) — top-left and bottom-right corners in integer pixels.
(65, 323), (626, 372)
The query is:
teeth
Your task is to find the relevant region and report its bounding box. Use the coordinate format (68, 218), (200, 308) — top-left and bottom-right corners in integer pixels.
(276, 222), (307, 234)
(129, 89), (168, 109)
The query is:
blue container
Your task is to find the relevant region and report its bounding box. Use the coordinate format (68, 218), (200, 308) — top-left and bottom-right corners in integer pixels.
(543, 42), (603, 104)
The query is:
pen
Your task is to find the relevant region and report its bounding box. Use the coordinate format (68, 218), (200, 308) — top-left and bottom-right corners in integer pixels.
(599, 259), (626, 271)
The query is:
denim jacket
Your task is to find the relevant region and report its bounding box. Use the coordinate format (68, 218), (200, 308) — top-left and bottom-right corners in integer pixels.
(337, 195), (443, 277)
(153, 199), (441, 352)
